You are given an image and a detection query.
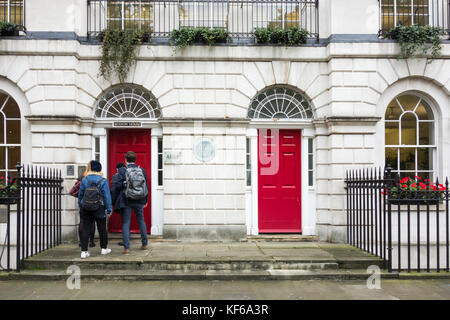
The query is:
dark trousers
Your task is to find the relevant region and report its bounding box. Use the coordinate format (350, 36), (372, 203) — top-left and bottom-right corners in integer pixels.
(78, 215), (95, 244)
(80, 209), (108, 251)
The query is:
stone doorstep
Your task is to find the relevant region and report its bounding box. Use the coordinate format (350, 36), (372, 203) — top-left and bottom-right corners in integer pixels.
(1, 269), (401, 281)
(22, 259), (342, 271)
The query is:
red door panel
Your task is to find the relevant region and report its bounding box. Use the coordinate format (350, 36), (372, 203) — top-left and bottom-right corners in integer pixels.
(258, 129), (301, 233)
(108, 129), (151, 233)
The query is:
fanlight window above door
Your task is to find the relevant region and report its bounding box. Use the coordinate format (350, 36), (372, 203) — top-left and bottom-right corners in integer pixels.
(94, 86), (161, 119)
(248, 86), (314, 120)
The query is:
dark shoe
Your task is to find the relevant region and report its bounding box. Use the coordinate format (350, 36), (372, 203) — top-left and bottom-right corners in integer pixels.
(89, 242), (96, 248)
(118, 242), (124, 246)
(141, 245), (149, 250)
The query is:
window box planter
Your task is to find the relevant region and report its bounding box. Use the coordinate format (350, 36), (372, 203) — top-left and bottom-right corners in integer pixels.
(388, 191), (442, 206)
(0, 191), (19, 205)
(0, 29), (19, 37)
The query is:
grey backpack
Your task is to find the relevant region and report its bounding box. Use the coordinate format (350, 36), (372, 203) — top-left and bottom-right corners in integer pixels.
(125, 167), (148, 200)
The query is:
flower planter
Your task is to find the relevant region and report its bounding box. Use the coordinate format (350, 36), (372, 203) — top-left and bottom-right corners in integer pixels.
(0, 191), (19, 205)
(1, 30), (19, 36)
(388, 191), (442, 205)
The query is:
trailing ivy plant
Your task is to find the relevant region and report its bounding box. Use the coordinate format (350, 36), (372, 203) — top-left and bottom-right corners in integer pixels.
(254, 26), (309, 46)
(99, 28), (144, 83)
(169, 27), (229, 53)
(382, 24), (445, 63)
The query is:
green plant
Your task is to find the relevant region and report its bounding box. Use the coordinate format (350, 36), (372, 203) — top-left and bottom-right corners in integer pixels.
(254, 26), (309, 45)
(382, 24), (445, 62)
(254, 28), (271, 44)
(0, 21), (20, 35)
(287, 27), (309, 45)
(199, 27), (228, 46)
(99, 28), (143, 83)
(170, 27), (228, 52)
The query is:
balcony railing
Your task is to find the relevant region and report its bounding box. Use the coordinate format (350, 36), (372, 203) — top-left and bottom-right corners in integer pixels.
(87, 0), (319, 41)
(379, 0), (450, 37)
(0, 0), (25, 28)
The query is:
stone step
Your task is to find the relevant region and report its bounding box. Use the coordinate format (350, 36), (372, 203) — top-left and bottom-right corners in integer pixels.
(247, 235), (318, 242)
(1, 269), (400, 281)
(23, 258), (343, 271)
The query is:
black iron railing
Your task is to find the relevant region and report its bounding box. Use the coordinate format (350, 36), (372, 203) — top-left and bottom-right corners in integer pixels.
(87, 0), (319, 41)
(379, 0), (450, 37)
(0, 164), (63, 272)
(345, 166), (449, 273)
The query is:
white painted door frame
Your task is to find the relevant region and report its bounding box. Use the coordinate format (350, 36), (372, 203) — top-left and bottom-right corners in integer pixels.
(245, 120), (316, 236)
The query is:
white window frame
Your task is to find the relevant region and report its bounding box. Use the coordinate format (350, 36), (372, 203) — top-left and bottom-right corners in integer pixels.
(379, 0), (431, 28)
(0, 0), (24, 24)
(179, 1), (227, 28)
(384, 94), (437, 180)
(0, 94), (21, 180)
(102, 0), (153, 31)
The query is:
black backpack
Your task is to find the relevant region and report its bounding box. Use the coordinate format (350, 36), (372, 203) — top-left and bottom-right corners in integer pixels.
(81, 177), (105, 211)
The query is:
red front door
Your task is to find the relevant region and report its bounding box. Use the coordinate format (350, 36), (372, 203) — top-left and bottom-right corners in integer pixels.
(258, 129), (301, 233)
(108, 129), (151, 233)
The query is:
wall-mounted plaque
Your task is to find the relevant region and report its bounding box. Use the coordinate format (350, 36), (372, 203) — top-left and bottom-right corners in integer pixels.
(66, 165), (75, 177)
(113, 122), (142, 127)
(193, 138), (215, 162)
(163, 151), (182, 164)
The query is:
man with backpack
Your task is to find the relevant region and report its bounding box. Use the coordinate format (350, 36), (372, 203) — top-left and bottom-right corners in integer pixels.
(78, 160), (113, 259)
(114, 151), (149, 254)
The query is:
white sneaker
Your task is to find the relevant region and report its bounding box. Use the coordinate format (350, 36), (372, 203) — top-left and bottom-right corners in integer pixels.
(101, 248), (111, 255)
(80, 251), (90, 259)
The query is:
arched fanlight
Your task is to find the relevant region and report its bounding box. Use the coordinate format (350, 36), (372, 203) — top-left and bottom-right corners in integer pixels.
(94, 85), (161, 119)
(248, 86), (314, 120)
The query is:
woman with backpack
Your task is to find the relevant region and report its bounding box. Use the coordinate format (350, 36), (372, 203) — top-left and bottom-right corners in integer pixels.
(69, 164), (96, 248)
(78, 160), (113, 259)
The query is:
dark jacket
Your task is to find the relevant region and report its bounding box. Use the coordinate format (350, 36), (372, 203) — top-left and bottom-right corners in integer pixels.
(115, 163), (149, 206)
(110, 172), (126, 213)
(78, 172), (112, 218)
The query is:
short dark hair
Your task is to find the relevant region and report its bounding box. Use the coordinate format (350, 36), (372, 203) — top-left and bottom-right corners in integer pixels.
(125, 151), (137, 163)
(116, 162), (125, 169)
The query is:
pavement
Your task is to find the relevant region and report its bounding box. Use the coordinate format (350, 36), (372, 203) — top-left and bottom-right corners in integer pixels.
(0, 279), (449, 300)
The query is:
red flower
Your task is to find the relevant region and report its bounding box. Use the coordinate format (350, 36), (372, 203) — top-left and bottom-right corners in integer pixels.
(415, 176), (422, 180)
(400, 177), (409, 184)
(439, 187), (446, 191)
(432, 185), (437, 191)
(411, 183), (417, 188)
(419, 182), (426, 190)
(402, 184), (408, 188)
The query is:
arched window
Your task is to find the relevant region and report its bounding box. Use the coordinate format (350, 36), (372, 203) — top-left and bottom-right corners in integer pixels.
(385, 94), (435, 181)
(0, 92), (21, 179)
(248, 86), (314, 120)
(94, 85), (161, 119)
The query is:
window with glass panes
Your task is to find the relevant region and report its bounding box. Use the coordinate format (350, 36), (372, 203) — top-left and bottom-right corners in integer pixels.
(158, 137), (163, 186)
(246, 137), (251, 186)
(308, 138), (313, 187)
(106, 0), (153, 32)
(0, 92), (21, 180)
(0, 0), (24, 25)
(179, 0), (227, 28)
(380, 0), (430, 32)
(385, 94), (435, 181)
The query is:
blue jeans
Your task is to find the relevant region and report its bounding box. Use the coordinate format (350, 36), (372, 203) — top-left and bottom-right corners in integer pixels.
(122, 204), (148, 250)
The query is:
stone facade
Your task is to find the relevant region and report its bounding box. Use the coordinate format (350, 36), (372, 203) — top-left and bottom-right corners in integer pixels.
(0, 0), (449, 243)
